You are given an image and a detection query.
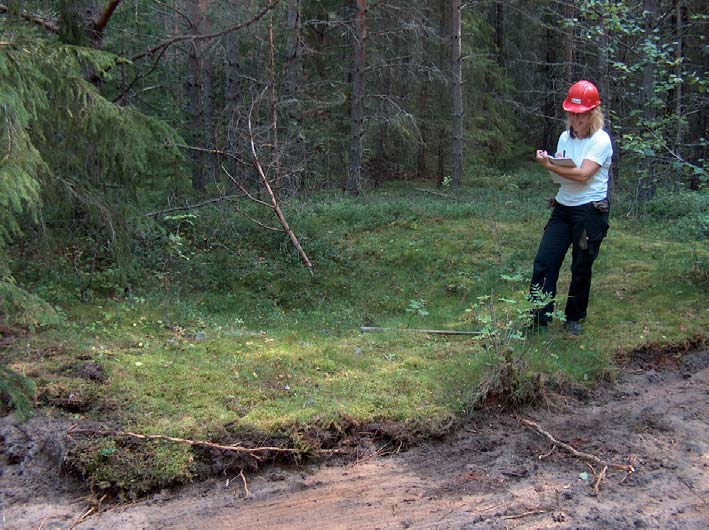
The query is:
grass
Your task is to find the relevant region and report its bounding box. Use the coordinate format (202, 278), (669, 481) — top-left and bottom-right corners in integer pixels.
(4, 165), (707, 496)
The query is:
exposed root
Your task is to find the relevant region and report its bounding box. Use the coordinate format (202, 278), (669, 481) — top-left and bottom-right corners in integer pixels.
(518, 417), (635, 474)
(68, 427), (304, 461)
(238, 470), (250, 498)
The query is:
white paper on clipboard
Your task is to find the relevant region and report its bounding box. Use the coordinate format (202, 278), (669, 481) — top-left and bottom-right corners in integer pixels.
(548, 157), (576, 184)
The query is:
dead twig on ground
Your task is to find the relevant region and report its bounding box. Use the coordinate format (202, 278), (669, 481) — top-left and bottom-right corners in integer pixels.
(38, 515), (67, 530)
(502, 509), (547, 520)
(68, 428), (356, 462)
(68, 506), (95, 530)
(593, 465), (608, 495)
(469, 502), (506, 515)
(518, 417), (635, 474)
(439, 501), (505, 523)
(539, 444), (557, 460)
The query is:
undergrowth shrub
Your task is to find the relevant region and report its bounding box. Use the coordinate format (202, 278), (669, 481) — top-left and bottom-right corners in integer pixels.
(645, 190), (708, 220)
(645, 191), (708, 242)
(467, 283), (563, 409)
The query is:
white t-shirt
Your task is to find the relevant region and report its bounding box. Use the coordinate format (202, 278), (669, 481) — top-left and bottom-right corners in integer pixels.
(554, 129), (613, 206)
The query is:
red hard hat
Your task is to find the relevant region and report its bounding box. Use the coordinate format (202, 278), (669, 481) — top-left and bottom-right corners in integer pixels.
(563, 80), (601, 112)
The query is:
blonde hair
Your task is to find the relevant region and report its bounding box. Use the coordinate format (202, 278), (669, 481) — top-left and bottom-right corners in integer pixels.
(567, 106), (605, 138)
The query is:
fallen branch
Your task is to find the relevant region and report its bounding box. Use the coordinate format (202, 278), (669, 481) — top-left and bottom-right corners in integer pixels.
(248, 88), (314, 271)
(360, 326), (483, 336)
(68, 427), (355, 462)
(681, 478), (707, 505)
(518, 418), (635, 473)
(414, 187), (456, 200)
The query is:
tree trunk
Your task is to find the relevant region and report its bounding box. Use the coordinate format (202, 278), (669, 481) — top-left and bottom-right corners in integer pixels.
(268, 14), (281, 196)
(201, 0), (216, 187)
(435, 0), (449, 187)
(563, 1), (575, 84)
(224, 27), (243, 190)
(542, 21), (556, 152)
(450, 0), (463, 187)
(187, 2), (205, 191)
(285, 0), (303, 105)
(346, 0), (367, 194)
(284, 0), (304, 193)
(377, 68), (391, 164)
(492, 0), (504, 65)
(639, 0), (657, 204)
(597, 19), (616, 196)
(673, 0), (684, 191)
(186, 0), (209, 191)
(416, 82), (429, 179)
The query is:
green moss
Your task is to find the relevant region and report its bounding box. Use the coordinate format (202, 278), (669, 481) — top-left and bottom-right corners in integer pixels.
(66, 437), (194, 499)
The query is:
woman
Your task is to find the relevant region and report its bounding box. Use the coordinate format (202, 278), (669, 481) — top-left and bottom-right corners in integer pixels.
(530, 80), (613, 336)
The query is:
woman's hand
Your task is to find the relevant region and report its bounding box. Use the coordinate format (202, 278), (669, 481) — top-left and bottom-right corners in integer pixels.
(535, 149), (551, 168)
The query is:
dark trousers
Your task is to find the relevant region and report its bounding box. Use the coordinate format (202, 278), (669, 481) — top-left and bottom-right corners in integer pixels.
(530, 202), (609, 323)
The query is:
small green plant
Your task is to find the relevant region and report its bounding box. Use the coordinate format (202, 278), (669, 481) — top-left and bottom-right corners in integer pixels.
(466, 280), (564, 409)
(405, 299), (429, 320)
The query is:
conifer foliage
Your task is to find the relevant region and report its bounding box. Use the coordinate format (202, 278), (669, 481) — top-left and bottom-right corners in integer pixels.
(0, 40), (45, 256)
(0, 32), (182, 323)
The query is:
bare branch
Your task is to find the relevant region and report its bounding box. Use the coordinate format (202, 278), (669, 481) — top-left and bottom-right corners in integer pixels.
(130, 1), (279, 64)
(144, 194), (244, 218)
(0, 4), (59, 33)
(248, 88), (314, 271)
(221, 164), (273, 209)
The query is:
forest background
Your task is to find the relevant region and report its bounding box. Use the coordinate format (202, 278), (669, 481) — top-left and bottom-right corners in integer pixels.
(0, 0), (707, 497)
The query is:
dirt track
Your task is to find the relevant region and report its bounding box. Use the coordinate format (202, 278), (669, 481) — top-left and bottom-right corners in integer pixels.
(2, 348), (708, 529)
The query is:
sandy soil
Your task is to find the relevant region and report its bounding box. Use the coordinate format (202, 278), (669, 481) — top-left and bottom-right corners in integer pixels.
(1, 347), (707, 530)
